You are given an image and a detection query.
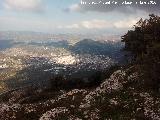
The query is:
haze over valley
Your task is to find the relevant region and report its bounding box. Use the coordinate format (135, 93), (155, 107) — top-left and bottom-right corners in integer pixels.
(0, 31), (124, 92)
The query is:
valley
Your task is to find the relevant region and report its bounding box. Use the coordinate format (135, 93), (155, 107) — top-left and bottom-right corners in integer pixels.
(0, 33), (124, 93)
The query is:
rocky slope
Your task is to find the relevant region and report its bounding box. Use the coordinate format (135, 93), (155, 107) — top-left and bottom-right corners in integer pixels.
(0, 65), (160, 120)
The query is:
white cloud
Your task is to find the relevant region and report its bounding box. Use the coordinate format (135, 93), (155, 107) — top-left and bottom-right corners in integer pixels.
(113, 18), (139, 28)
(58, 24), (80, 29)
(57, 18), (138, 30)
(67, 4), (81, 12)
(0, 16), (57, 32)
(57, 19), (110, 29)
(3, 0), (44, 12)
(81, 19), (111, 29)
(66, 24), (80, 29)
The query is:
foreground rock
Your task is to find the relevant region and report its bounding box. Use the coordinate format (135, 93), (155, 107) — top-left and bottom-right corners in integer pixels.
(0, 66), (160, 120)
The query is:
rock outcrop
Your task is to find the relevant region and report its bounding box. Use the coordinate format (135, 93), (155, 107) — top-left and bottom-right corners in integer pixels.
(0, 67), (160, 120)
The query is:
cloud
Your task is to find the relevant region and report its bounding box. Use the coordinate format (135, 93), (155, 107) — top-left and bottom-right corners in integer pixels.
(3, 0), (45, 13)
(57, 19), (110, 29)
(57, 18), (138, 30)
(58, 24), (80, 29)
(66, 0), (160, 14)
(65, 4), (81, 12)
(113, 18), (139, 28)
(81, 19), (111, 29)
(0, 16), (57, 32)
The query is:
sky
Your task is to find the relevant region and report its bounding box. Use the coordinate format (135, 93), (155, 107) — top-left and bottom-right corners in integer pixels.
(0, 0), (159, 34)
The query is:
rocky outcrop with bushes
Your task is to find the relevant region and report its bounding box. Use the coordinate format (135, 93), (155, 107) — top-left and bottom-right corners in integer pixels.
(0, 65), (160, 120)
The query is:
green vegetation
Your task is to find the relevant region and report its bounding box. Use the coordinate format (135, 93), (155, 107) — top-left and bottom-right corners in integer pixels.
(122, 14), (160, 62)
(122, 14), (160, 91)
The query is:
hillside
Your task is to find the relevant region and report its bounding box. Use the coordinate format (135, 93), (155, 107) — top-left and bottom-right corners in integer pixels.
(70, 39), (124, 61)
(0, 14), (160, 120)
(0, 65), (160, 120)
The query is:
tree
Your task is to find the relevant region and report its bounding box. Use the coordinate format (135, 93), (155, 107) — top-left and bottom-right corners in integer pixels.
(122, 14), (160, 62)
(122, 14), (160, 91)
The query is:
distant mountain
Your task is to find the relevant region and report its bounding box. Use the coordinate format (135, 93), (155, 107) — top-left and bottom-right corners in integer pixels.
(28, 40), (69, 48)
(0, 40), (13, 50)
(70, 39), (125, 62)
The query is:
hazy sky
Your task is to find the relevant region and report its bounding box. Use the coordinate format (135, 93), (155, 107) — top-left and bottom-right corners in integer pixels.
(0, 0), (159, 34)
